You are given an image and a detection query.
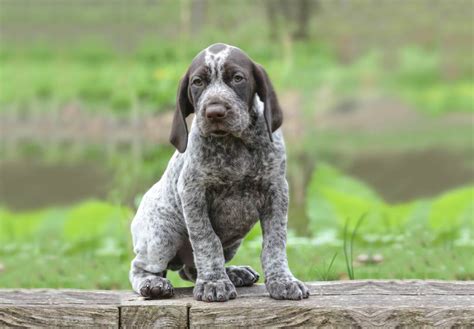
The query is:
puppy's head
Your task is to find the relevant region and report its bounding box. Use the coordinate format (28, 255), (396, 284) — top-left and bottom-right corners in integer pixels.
(170, 43), (282, 153)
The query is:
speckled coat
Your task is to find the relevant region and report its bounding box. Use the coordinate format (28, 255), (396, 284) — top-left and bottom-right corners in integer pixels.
(130, 43), (309, 302)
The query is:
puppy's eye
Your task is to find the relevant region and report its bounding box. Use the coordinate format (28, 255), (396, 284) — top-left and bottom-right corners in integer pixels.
(192, 77), (204, 87)
(233, 74), (244, 83)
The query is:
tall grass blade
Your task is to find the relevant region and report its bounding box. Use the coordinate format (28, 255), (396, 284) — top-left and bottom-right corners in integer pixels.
(325, 251), (338, 280)
(343, 218), (352, 279)
(343, 213), (367, 280)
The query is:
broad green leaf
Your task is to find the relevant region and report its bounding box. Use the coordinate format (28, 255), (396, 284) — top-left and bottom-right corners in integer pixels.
(64, 200), (132, 240)
(306, 163), (422, 235)
(428, 187), (474, 232)
(0, 208), (52, 242)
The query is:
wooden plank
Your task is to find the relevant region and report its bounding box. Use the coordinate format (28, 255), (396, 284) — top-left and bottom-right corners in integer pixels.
(0, 306), (118, 328)
(0, 290), (121, 328)
(119, 292), (189, 328)
(119, 305), (188, 328)
(0, 289), (122, 305)
(119, 281), (474, 328)
(308, 280), (474, 296)
(150, 280), (473, 299)
(0, 281), (473, 328)
(187, 282), (474, 328)
(189, 294), (474, 328)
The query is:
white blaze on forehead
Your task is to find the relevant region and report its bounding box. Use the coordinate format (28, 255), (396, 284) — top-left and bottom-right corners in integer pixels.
(204, 45), (233, 80)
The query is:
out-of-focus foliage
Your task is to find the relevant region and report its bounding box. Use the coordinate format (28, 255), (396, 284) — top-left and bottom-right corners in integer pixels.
(1, 44), (473, 115)
(307, 163), (474, 237)
(0, 201), (131, 248)
(1, 0), (473, 288)
(1, 172), (473, 289)
(393, 47), (474, 114)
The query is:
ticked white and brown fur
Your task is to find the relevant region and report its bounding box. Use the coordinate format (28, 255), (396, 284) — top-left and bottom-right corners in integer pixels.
(130, 43), (309, 302)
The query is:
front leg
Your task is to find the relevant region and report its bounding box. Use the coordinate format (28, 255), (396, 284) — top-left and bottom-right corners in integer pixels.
(260, 179), (310, 300)
(180, 181), (236, 302)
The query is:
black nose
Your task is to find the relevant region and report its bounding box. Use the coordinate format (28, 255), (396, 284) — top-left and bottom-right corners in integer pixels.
(205, 104), (227, 120)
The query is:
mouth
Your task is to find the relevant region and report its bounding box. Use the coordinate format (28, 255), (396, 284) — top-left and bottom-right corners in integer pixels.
(209, 129), (229, 137)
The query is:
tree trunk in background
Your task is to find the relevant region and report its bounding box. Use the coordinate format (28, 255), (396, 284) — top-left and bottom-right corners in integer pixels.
(191, 0), (207, 36)
(180, 0), (191, 38)
(293, 0), (314, 40)
(180, 0), (207, 38)
(264, 0), (314, 41)
(264, 0), (279, 40)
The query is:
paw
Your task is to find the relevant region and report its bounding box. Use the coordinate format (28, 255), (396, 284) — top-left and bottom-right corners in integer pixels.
(266, 277), (310, 300)
(139, 277), (174, 299)
(194, 277), (237, 302)
(226, 265), (260, 287)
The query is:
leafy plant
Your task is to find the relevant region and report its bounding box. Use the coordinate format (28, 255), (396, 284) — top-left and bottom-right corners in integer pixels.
(306, 163), (474, 240)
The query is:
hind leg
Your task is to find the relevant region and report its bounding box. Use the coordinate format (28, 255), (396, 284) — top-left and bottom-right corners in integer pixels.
(224, 239), (260, 287)
(130, 262), (174, 299)
(129, 199), (186, 299)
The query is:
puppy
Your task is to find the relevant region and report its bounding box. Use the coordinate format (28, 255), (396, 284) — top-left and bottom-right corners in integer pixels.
(130, 43), (309, 302)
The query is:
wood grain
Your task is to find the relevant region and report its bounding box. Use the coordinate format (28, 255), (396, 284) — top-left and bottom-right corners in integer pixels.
(119, 305), (188, 328)
(119, 292), (189, 328)
(0, 289), (121, 305)
(0, 306), (118, 328)
(0, 281), (472, 328)
(189, 295), (474, 328)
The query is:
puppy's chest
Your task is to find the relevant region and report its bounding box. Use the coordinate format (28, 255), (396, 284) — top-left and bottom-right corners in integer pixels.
(206, 183), (263, 245)
(202, 145), (277, 182)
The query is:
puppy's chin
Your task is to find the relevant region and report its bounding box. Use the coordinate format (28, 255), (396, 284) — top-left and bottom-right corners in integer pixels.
(209, 130), (230, 137)
(198, 121), (247, 139)
(199, 128), (229, 138)
(200, 124), (231, 138)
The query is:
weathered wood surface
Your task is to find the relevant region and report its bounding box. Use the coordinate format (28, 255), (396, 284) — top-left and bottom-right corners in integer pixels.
(0, 281), (473, 328)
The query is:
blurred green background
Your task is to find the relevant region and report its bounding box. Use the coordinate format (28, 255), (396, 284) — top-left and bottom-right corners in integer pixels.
(0, 0), (473, 289)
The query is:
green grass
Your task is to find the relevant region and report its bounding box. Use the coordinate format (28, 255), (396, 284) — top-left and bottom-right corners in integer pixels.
(1, 160), (473, 289)
(1, 219), (472, 289)
(343, 214), (366, 280)
(1, 41), (472, 117)
(1, 1), (472, 118)
(1, 0), (473, 289)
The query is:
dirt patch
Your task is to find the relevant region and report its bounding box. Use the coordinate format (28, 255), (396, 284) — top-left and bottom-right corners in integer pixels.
(313, 97), (474, 133)
(0, 161), (111, 210)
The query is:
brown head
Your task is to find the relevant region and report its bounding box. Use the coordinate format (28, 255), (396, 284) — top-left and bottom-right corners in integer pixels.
(170, 43), (283, 153)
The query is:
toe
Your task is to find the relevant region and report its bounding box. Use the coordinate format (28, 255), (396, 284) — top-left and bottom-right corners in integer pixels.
(162, 282), (174, 297)
(139, 281), (151, 297)
(267, 278), (309, 300)
(225, 281), (237, 299)
(203, 282), (216, 302)
(150, 286), (162, 298)
(194, 279), (236, 302)
(297, 281), (310, 298)
(139, 277), (174, 299)
(244, 266), (260, 280)
(193, 283), (204, 301)
(226, 266), (259, 286)
(243, 269), (258, 284)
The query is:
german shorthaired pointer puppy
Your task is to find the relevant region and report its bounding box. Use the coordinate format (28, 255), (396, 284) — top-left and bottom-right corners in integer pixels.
(130, 43), (309, 302)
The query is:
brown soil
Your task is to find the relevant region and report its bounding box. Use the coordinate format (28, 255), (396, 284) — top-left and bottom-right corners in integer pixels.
(345, 149), (474, 203)
(0, 161), (111, 210)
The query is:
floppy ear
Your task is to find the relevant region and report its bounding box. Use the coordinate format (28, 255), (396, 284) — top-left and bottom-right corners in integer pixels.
(170, 71), (194, 152)
(252, 63), (283, 141)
